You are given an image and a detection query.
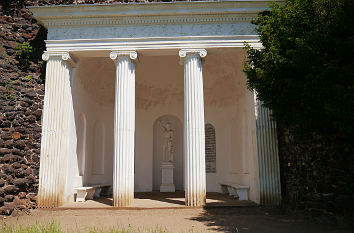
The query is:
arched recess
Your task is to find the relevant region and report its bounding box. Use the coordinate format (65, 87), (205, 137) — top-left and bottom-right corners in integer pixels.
(205, 123), (216, 173)
(153, 115), (183, 190)
(77, 112), (87, 176)
(92, 121), (105, 175)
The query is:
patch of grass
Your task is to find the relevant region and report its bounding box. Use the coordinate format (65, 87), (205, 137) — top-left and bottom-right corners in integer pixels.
(0, 222), (172, 233)
(1, 221), (62, 233)
(88, 226), (169, 233)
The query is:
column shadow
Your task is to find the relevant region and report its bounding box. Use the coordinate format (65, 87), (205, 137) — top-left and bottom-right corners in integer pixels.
(91, 197), (113, 206)
(135, 191), (186, 206)
(189, 207), (352, 233)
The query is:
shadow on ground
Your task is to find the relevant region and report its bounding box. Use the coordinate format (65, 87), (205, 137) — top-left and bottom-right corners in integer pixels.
(190, 207), (352, 233)
(92, 197), (112, 206)
(135, 191), (186, 205)
(76, 192), (255, 208)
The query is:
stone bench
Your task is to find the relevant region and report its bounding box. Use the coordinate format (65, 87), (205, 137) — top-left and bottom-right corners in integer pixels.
(75, 184), (111, 202)
(220, 182), (249, 201)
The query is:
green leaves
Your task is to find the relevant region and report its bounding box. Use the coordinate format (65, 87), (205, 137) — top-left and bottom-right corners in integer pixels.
(244, 0), (354, 142)
(16, 42), (33, 71)
(1, 80), (17, 101)
(16, 42), (33, 60)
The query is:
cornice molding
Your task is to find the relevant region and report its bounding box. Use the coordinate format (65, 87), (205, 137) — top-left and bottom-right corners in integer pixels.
(44, 35), (263, 52)
(29, 1), (285, 29)
(41, 14), (257, 28)
(30, 2), (273, 51)
(29, 1), (284, 17)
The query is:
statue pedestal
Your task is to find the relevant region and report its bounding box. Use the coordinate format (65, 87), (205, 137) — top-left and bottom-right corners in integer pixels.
(160, 162), (175, 192)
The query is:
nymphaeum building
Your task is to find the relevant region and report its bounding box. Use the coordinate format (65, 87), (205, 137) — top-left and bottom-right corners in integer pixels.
(29, 0), (283, 208)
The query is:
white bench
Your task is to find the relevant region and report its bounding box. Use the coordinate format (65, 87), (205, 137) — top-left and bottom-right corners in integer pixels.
(220, 182), (249, 201)
(74, 184), (111, 202)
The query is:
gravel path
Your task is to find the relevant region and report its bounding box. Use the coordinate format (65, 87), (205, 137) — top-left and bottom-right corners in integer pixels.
(1, 207), (351, 233)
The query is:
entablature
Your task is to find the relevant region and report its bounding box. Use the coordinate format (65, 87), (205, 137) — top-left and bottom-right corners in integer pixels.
(29, 1), (283, 41)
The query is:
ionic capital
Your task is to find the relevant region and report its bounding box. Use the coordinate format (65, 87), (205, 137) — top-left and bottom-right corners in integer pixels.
(42, 51), (76, 67)
(110, 50), (138, 64)
(179, 49), (207, 64)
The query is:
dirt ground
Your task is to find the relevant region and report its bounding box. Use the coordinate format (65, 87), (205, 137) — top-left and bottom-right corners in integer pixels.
(1, 207), (352, 233)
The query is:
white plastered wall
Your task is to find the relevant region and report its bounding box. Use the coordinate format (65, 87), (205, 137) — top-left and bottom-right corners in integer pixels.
(64, 48), (259, 203)
(65, 57), (115, 202)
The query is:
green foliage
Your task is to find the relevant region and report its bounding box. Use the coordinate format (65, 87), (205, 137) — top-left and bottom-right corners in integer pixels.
(16, 42), (33, 70)
(0, 51), (9, 66)
(244, 0), (354, 143)
(16, 42), (33, 59)
(0, 57), (9, 65)
(0, 221), (171, 233)
(25, 75), (33, 81)
(1, 221), (62, 233)
(1, 80), (17, 101)
(88, 225), (169, 233)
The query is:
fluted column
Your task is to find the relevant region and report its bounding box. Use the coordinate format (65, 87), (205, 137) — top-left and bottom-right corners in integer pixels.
(254, 93), (281, 206)
(179, 49), (207, 207)
(110, 50), (137, 207)
(38, 52), (76, 208)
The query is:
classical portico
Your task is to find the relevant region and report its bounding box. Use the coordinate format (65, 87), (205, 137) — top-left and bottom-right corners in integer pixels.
(30, 1), (283, 208)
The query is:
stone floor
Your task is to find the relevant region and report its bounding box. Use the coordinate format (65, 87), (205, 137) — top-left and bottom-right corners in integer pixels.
(61, 191), (256, 209)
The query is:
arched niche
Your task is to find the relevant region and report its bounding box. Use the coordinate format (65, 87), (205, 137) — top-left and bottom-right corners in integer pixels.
(92, 120), (105, 175)
(77, 112), (87, 176)
(153, 115), (183, 190)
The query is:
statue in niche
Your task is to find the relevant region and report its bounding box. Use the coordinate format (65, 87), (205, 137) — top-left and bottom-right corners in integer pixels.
(158, 120), (175, 163)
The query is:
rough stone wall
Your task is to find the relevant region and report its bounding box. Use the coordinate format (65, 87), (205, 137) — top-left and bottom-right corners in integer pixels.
(0, 1), (45, 216)
(277, 124), (354, 223)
